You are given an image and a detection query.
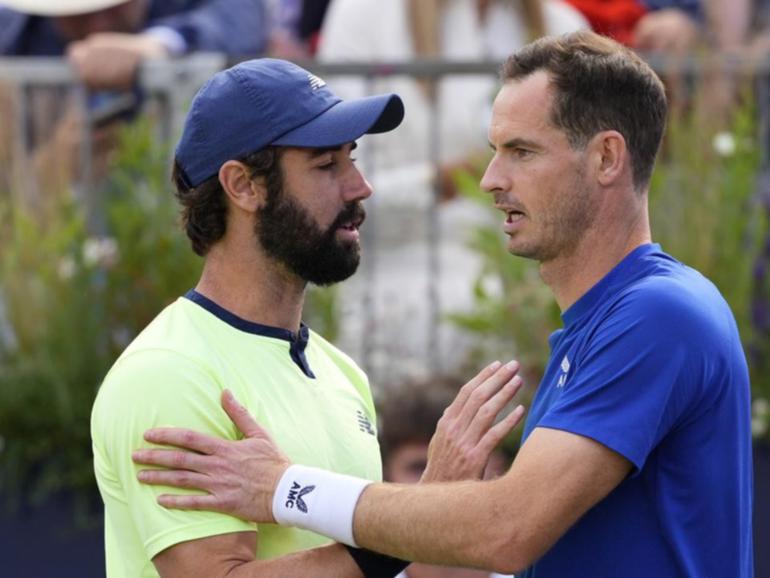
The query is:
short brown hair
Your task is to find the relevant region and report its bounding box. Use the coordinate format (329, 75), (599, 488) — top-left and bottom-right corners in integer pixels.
(172, 147), (284, 256)
(502, 31), (667, 190)
(377, 377), (463, 461)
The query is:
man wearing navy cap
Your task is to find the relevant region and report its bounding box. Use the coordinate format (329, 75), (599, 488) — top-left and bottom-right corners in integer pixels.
(91, 58), (522, 578)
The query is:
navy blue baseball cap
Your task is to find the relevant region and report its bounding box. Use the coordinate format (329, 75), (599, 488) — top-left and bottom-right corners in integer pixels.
(175, 58), (405, 188)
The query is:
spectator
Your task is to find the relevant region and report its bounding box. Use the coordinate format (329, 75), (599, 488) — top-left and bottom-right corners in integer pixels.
(562, 0), (701, 54)
(298, 0), (331, 55)
(0, 0), (269, 89)
(0, 0), (269, 208)
(267, 0), (331, 58)
(316, 0), (588, 384)
(378, 377), (514, 578)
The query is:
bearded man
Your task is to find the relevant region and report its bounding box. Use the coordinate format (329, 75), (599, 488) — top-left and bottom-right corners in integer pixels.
(92, 58), (523, 578)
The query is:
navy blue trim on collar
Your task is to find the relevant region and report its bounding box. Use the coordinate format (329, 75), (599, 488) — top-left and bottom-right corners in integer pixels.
(184, 289), (316, 379)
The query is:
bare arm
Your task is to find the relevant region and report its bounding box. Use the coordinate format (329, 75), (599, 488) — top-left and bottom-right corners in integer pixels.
(702, 0), (751, 51)
(153, 531), (363, 578)
(353, 427), (632, 574)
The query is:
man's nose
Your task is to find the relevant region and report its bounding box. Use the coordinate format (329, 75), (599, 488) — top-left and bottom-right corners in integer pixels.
(343, 165), (373, 202)
(480, 155), (509, 194)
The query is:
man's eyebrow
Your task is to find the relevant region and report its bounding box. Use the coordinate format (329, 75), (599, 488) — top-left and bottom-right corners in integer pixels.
(307, 142), (358, 158)
(489, 138), (540, 151)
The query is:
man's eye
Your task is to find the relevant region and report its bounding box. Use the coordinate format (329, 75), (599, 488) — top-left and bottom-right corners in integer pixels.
(515, 148), (532, 158)
(318, 161), (335, 170)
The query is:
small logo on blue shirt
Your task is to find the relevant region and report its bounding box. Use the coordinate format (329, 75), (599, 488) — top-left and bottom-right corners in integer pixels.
(557, 355), (570, 388)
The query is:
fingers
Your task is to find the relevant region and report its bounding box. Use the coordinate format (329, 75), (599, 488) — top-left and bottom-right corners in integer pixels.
(477, 404), (526, 456)
(444, 360), (503, 418)
(455, 360), (520, 429)
(132, 447), (213, 471)
(136, 468), (210, 491)
(221, 389), (267, 439)
(157, 493), (224, 511)
(462, 374), (523, 443)
(142, 427), (221, 454)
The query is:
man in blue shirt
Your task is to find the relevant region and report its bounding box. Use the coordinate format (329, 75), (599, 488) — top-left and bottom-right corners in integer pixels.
(131, 30), (754, 577)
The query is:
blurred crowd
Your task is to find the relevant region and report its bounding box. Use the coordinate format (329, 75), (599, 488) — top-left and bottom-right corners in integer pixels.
(0, 0), (766, 383)
(1, 0), (764, 71)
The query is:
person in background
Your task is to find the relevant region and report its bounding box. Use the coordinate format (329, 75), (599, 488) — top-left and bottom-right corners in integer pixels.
(267, 0), (331, 58)
(378, 378), (515, 578)
(0, 0), (269, 89)
(0, 0), (269, 207)
(562, 0), (701, 54)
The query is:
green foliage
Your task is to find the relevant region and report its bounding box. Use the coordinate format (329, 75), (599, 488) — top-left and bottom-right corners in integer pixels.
(304, 286), (340, 343)
(649, 100), (770, 438)
(0, 119), (202, 513)
(450, 100), (770, 439)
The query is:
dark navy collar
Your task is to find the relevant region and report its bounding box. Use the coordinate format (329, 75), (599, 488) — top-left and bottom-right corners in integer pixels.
(184, 289), (315, 378)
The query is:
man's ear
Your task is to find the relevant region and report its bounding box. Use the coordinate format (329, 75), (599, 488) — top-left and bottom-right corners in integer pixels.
(589, 130), (628, 187)
(219, 160), (266, 213)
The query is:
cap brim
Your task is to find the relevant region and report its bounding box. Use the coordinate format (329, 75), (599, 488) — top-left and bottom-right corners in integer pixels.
(0, 0), (126, 15)
(271, 93), (404, 149)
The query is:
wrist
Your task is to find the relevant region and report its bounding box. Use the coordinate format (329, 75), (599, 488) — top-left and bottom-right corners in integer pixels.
(271, 464), (372, 546)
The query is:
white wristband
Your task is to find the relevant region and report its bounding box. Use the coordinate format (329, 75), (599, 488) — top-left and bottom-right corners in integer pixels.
(272, 464), (372, 547)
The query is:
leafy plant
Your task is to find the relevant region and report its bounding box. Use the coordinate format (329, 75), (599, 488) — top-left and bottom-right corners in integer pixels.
(0, 119), (202, 516)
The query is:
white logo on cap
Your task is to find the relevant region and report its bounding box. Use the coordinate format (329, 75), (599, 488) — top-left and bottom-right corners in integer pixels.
(308, 73), (326, 91)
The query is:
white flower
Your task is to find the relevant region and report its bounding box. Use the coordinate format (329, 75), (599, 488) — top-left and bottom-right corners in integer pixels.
(752, 398), (770, 438)
(57, 256), (76, 280)
(82, 237), (119, 268)
(712, 132), (736, 157)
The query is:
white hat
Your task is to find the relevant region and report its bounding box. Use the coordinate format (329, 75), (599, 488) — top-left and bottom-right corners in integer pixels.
(0, 0), (128, 16)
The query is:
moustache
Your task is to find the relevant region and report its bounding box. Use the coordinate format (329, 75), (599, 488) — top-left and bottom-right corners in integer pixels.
(329, 202), (367, 232)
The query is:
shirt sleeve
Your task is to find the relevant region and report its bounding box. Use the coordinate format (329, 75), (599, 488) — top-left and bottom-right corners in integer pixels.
(537, 284), (713, 472)
(92, 348), (257, 560)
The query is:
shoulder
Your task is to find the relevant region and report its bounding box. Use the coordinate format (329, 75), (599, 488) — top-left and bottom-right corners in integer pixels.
(308, 330), (369, 384)
(613, 259), (732, 342)
(93, 299), (229, 436)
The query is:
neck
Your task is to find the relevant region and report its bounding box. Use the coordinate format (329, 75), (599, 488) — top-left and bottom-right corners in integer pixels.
(540, 197), (651, 312)
(195, 239), (306, 333)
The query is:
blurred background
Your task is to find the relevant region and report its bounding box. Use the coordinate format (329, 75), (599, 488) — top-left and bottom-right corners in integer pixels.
(0, 0), (768, 576)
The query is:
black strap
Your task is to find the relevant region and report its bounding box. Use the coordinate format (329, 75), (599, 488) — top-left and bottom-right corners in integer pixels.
(344, 545), (411, 578)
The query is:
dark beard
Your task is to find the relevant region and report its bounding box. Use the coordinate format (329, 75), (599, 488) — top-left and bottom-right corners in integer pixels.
(258, 187), (366, 286)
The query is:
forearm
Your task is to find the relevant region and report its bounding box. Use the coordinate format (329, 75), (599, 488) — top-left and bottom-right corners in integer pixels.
(230, 544), (363, 578)
(156, 540), (365, 578)
(352, 479), (527, 575)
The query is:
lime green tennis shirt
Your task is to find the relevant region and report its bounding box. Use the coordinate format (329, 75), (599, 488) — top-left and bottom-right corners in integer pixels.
(92, 291), (382, 577)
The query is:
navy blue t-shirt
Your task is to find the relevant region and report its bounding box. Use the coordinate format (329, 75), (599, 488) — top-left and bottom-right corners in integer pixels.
(520, 244), (754, 578)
